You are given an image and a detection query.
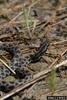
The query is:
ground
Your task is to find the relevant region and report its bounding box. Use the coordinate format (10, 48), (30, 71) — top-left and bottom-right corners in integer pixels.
(0, 0), (67, 100)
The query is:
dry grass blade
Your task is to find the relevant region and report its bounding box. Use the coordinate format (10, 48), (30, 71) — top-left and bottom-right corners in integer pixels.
(51, 40), (67, 45)
(9, 12), (24, 23)
(49, 49), (67, 68)
(0, 58), (16, 75)
(0, 11), (24, 30)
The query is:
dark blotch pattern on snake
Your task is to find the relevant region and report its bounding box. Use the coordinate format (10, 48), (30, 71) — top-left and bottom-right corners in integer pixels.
(0, 43), (31, 92)
(0, 40), (49, 92)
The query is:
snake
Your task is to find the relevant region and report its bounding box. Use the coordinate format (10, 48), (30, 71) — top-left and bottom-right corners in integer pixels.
(0, 40), (49, 92)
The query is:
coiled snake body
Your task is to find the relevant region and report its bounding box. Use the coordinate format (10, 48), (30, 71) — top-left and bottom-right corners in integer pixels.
(0, 40), (49, 92)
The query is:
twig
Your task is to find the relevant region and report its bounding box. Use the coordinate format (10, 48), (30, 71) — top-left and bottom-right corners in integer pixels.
(1, 59), (67, 100)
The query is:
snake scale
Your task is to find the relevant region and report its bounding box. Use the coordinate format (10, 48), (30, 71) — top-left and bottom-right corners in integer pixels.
(0, 40), (49, 92)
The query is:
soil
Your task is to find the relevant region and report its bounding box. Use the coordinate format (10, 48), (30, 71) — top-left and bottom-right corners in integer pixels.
(0, 0), (67, 100)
